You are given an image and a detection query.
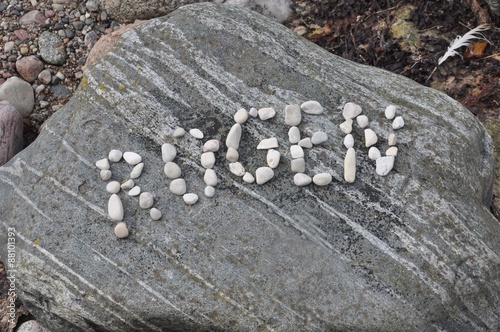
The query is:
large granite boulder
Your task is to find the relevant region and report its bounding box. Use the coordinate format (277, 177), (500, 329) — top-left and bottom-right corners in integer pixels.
(1, 3), (499, 331)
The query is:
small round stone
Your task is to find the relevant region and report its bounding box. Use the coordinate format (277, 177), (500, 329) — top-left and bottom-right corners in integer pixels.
(203, 139), (220, 152)
(386, 147), (398, 156)
(170, 178), (186, 195)
(344, 134), (354, 149)
(106, 181), (121, 194)
(139, 192), (154, 209)
(123, 152), (142, 165)
(226, 123), (242, 149)
(243, 172), (255, 183)
(290, 145), (304, 159)
(376, 156), (395, 176)
(385, 105), (397, 119)
(234, 108), (248, 124)
(339, 119), (353, 134)
(344, 148), (356, 183)
(392, 116), (404, 129)
(368, 147), (381, 160)
(229, 162), (245, 176)
(257, 137), (278, 149)
(108, 194), (124, 221)
(311, 131), (328, 145)
(342, 102), (362, 119)
(248, 107), (258, 117)
(288, 126), (301, 143)
(388, 133), (397, 146)
(255, 167), (274, 184)
(226, 147), (239, 162)
(114, 222), (129, 238)
(204, 169), (218, 186)
(189, 128), (204, 139)
(201, 152), (216, 169)
(121, 179), (134, 190)
(298, 138), (313, 149)
(205, 186), (216, 197)
(300, 100), (323, 114)
(294, 173), (312, 186)
(128, 186), (141, 196)
(95, 158), (110, 170)
(164, 162), (181, 179)
(258, 107), (276, 120)
(356, 115), (369, 128)
(183, 193), (199, 205)
(162, 143), (177, 162)
(284, 104), (301, 126)
(108, 149), (123, 162)
(130, 162), (144, 179)
(100, 170), (112, 181)
(173, 127), (185, 137)
(313, 173), (332, 186)
(364, 129), (378, 147)
(266, 149), (280, 169)
(150, 208), (162, 220)
(291, 158), (305, 173)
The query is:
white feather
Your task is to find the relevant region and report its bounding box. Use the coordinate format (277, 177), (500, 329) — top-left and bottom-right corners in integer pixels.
(438, 24), (491, 65)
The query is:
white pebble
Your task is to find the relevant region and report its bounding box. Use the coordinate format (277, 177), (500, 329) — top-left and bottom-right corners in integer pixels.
(123, 152), (142, 165)
(95, 158), (110, 170)
(255, 167), (274, 184)
(344, 148), (356, 183)
(311, 131), (328, 145)
(161, 143), (177, 162)
(189, 128), (204, 139)
(114, 222), (129, 238)
(392, 116), (404, 129)
(164, 162), (181, 179)
(106, 181), (121, 194)
(243, 172), (255, 183)
(258, 107), (276, 120)
(386, 147), (398, 156)
(226, 123), (242, 149)
(203, 139), (220, 152)
(356, 115), (369, 128)
(139, 192), (154, 209)
(388, 133), (397, 146)
(170, 178), (187, 195)
(385, 105), (397, 119)
(313, 173), (332, 186)
(130, 162), (144, 179)
(100, 170), (112, 181)
(364, 129), (378, 147)
(298, 138), (313, 148)
(128, 186), (141, 196)
(200, 152), (216, 169)
(257, 137), (278, 149)
(291, 158), (305, 173)
(266, 149), (281, 168)
(121, 179), (134, 190)
(229, 162), (246, 176)
(150, 208), (162, 220)
(183, 193), (199, 205)
(173, 127), (185, 137)
(288, 126), (301, 144)
(339, 119), (353, 134)
(226, 147), (239, 162)
(234, 108), (248, 124)
(342, 102), (362, 119)
(300, 100), (324, 114)
(108, 194), (124, 221)
(290, 145), (304, 159)
(205, 186), (216, 197)
(248, 107), (258, 117)
(108, 149), (123, 162)
(284, 104), (301, 126)
(376, 156), (395, 176)
(344, 134), (354, 149)
(368, 147), (381, 160)
(204, 169), (218, 186)
(294, 173), (312, 186)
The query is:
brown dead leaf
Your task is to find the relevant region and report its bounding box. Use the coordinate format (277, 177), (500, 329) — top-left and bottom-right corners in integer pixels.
(464, 41), (489, 58)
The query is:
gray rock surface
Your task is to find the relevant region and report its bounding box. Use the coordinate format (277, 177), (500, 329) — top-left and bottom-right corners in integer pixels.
(0, 76), (35, 117)
(0, 100), (23, 165)
(38, 31), (67, 65)
(0, 3), (499, 331)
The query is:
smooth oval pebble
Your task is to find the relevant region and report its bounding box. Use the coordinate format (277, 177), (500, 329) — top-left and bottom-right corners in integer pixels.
(173, 127), (185, 137)
(392, 116), (404, 129)
(150, 208), (162, 220)
(95, 158), (110, 170)
(204, 168), (218, 186)
(183, 193), (199, 205)
(344, 148), (356, 183)
(258, 107), (276, 120)
(248, 107), (258, 117)
(257, 137), (278, 149)
(123, 152), (142, 165)
(161, 143), (177, 162)
(368, 147), (381, 160)
(226, 123), (242, 149)
(170, 178), (186, 195)
(388, 133), (397, 146)
(344, 134), (354, 149)
(205, 186), (216, 197)
(108, 149), (123, 162)
(139, 192), (154, 209)
(164, 162), (181, 179)
(229, 162), (245, 176)
(342, 102), (362, 119)
(290, 145), (304, 159)
(313, 173), (332, 186)
(189, 128), (204, 139)
(311, 131), (328, 145)
(291, 158), (305, 173)
(226, 147), (239, 162)
(385, 105), (397, 119)
(284, 104), (301, 126)
(130, 162), (144, 179)
(108, 194), (124, 221)
(114, 222), (129, 238)
(364, 129), (378, 147)
(386, 147), (398, 156)
(201, 152), (215, 169)
(243, 172), (255, 183)
(234, 108), (248, 124)
(339, 119), (353, 134)
(203, 139), (220, 152)
(128, 186), (141, 196)
(100, 170), (112, 181)
(106, 181), (121, 194)
(376, 156), (395, 176)
(255, 167), (274, 184)
(300, 100), (323, 114)
(288, 126), (300, 143)
(294, 173), (312, 186)
(266, 149), (280, 168)
(298, 137), (313, 149)
(356, 115), (369, 128)
(121, 179), (134, 189)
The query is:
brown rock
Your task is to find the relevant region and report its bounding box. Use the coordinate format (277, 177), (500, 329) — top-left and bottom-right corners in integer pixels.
(37, 69), (52, 85)
(0, 100), (23, 165)
(16, 56), (44, 83)
(19, 10), (47, 26)
(14, 29), (29, 42)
